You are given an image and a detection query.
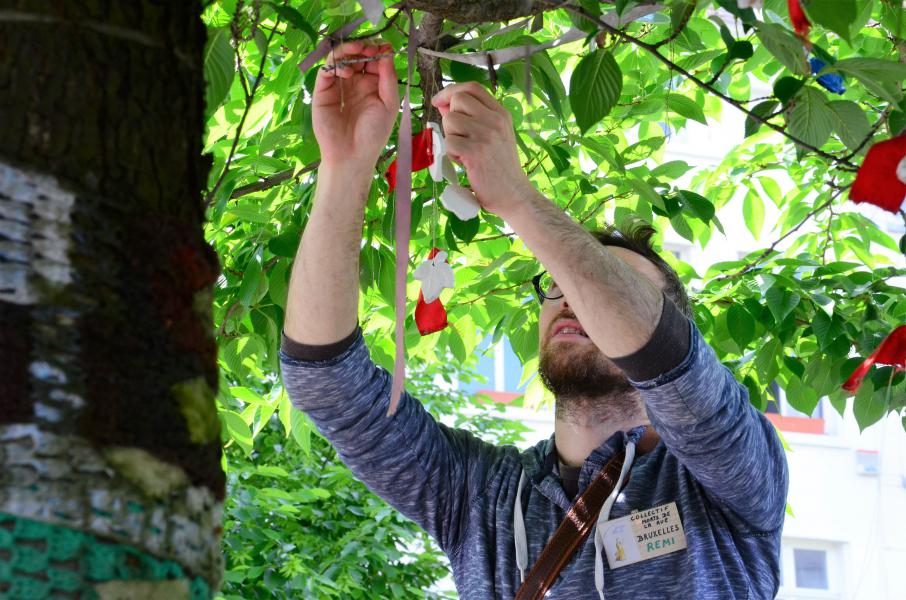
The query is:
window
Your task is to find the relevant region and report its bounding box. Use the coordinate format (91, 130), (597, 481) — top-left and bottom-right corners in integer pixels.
(794, 549), (829, 590)
(777, 542), (841, 600)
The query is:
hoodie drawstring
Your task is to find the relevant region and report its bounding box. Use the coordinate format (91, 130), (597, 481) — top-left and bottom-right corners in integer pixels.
(514, 468), (528, 583)
(594, 440), (636, 600)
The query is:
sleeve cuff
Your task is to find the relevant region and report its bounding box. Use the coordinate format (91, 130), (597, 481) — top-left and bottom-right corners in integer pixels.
(610, 293), (691, 382)
(281, 326), (362, 361)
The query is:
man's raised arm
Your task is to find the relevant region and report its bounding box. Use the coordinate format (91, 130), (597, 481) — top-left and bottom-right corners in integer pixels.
(431, 83), (663, 359)
(280, 46), (506, 557)
(284, 41), (397, 345)
(433, 82), (787, 532)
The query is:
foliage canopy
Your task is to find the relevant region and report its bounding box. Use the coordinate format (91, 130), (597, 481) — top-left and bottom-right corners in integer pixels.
(202, 0), (906, 596)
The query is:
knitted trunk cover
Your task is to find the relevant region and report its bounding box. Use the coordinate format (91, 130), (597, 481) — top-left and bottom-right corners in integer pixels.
(0, 513), (210, 599)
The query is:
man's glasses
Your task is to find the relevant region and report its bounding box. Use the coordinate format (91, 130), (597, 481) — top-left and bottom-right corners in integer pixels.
(532, 271), (563, 303)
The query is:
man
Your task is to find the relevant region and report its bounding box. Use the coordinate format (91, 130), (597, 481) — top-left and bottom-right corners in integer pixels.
(280, 41), (788, 599)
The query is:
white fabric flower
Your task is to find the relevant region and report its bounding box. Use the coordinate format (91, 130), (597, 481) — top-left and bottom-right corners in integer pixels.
(413, 251), (455, 303)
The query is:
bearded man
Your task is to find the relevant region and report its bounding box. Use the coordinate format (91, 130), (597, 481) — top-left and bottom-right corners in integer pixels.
(279, 41), (788, 599)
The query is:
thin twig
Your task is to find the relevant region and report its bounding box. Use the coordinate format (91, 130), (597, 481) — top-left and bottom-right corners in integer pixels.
(216, 301), (244, 337)
(719, 185), (849, 280)
(463, 280), (531, 305)
(652, 1), (694, 49)
(205, 18), (281, 209)
(346, 8), (403, 41)
(840, 106), (892, 161)
(321, 53), (395, 70)
(230, 163), (317, 199)
(820, 203), (836, 265)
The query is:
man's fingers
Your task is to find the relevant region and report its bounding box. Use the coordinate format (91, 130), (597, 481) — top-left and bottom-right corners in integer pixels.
(444, 134), (475, 165)
(448, 92), (491, 118)
(441, 111), (475, 138)
(377, 50), (399, 110)
(432, 82), (501, 113)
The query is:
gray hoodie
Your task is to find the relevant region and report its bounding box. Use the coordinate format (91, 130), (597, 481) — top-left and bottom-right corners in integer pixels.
(280, 311), (788, 599)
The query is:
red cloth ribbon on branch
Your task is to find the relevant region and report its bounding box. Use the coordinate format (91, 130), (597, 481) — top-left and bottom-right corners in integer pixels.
(385, 128), (434, 194)
(842, 326), (906, 393)
(849, 134), (906, 214)
(414, 247), (449, 335)
(787, 0), (810, 39)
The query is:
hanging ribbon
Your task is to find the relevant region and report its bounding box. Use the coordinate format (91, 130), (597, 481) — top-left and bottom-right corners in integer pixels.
(842, 326), (906, 393)
(787, 0), (811, 40)
(388, 12), (417, 417)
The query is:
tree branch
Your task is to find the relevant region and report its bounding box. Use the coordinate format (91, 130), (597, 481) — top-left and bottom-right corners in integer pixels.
(719, 185), (849, 280)
(652, 1), (693, 49)
(564, 4), (860, 172)
(205, 18), (281, 209)
(417, 13), (446, 125)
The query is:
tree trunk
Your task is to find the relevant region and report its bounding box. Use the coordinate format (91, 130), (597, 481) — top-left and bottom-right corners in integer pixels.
(0, 1), (222, 597)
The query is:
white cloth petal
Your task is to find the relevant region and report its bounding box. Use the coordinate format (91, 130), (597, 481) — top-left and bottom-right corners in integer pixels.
(441, 184), (480, 221)
(427, 121), (446, 182)
(896, 156), (906, 185)
(413, 251), (455, 303)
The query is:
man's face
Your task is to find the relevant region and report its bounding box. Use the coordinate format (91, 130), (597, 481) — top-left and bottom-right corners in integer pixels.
(537, 247), (666, 405)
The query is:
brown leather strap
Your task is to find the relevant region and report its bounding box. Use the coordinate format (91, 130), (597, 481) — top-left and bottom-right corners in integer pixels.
(513, 427), (661, 600)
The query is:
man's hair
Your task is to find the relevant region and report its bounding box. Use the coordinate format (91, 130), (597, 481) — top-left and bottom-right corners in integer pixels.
(592, 221), (693, 319)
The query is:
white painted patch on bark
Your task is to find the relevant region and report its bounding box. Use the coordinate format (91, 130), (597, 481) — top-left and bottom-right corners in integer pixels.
(0, 160), (74, 304)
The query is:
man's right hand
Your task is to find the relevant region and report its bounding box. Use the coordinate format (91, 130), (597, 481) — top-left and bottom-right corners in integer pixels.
(313, 41), (398, 168)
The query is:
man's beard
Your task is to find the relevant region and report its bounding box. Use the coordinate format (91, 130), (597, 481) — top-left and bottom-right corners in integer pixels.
(538, 336), (639, 424)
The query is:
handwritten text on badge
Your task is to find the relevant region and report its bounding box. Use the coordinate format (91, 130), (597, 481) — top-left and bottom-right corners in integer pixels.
(601, 502), (687, 569)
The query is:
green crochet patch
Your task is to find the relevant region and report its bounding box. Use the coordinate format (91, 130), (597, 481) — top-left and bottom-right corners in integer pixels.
(0, 513), (210, 599)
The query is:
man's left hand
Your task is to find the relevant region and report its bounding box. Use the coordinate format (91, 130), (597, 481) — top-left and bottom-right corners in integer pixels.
(431, 83), (532, 217)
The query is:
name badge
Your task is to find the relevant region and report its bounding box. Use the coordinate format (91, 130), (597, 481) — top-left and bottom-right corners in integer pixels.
(601, 501), (687, 569)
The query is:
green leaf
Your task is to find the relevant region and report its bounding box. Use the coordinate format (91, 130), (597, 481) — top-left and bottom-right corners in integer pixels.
(765, 286), (800, 323)
(742, 190), (765, 238)
(803, 0), (856, 42)
(811, 309), (833, 348)
(270, 3), (318, 44)
(773, 77), (805, 105)
(727, 304), (756, 349)
(449, 212), (479, 243)
(728, 40), (754, 61)
(755, 338), (783, 382)
(827, 100), (871, 152)
(569, 49), (623, 134)
(745, 100), (779, 138)
(268, 225), (302, 258)
(788, 87), (835, 150)
(667, 94), (708, 124)
(853, 381), (887, 432)
(826, 58), (906, 103)
(204, 28), (235, 115)
(239, 251), (264, 306)
(290, 409), (312, 454)
(827, 57), (906, 82)
(670, 213), (695, 243)
(756, 23), (809, 77)
(758, 176), (783, 206)
(678, 190), (715, 223)
(221, 410), (254, 455)
(627, 177), (666, 211)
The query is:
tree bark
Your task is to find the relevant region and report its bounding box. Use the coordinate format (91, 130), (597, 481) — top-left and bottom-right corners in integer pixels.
(0, 0), (222, 596)
(406, 0), (549, 23)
